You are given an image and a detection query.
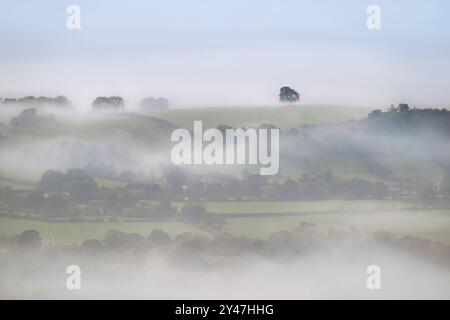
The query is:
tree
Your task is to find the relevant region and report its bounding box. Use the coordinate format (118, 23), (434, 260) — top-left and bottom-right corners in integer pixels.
(85, 161), (116, 179)
(82, 239), (104, 251)
(10, 108), (55, 127)
(92, 96), (125, 111)
(399, 103), (410, 112)
(54, 95), (70, 107)
(10, 108), (37, 127)
(140, 97), (170, 112)
(64, 169), (98, 202)
(368, 109), (383, 118)
(18, 229), (42, 248)
(102, 229), (146, 250)
(441, 171), (450, 195)
(40, 170), (65, 192)
(69, 205), (83, 222)
(148, 229), (170, 245)
(1, 95), (70, 107)
(279, 87), (300, 105)
(43, 193), (70, 216)
(163, 167), (187, 191)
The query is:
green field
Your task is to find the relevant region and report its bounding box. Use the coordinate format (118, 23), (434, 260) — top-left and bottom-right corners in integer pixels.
(199, 200), (413, 214)
(0, 105), (376, 182)
(144, 200), (413, 215)
(0, 179), (34, 190)
(224, 211), (450, 243)
(1, 209), (449, 245)
(155, 105), (371, 129)
(94, 177), (127, 188)
(3, 113), (175, 145)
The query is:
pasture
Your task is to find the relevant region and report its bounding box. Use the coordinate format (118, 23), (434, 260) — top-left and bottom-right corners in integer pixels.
(155, 105), (371, 129)
(1, 208), (449, 245)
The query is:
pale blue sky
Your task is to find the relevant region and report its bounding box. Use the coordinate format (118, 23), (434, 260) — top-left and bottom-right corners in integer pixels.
(1, 0), (449, 107)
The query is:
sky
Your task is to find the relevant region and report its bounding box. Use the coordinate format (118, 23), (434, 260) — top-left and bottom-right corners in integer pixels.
(0, 0), (450, 108)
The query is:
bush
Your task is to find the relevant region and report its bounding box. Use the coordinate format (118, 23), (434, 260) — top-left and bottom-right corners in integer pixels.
(81, 239), (104, 251)
(148, 229), (170, 246)
(18, 229), (41, 248)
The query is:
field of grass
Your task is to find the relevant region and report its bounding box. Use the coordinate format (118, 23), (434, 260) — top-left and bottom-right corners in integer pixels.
(0, 106), (380, 182)
(155, 105), (371, 129)
(224, 211), (450, 243)
(94, 177), (127, 189)
(198, 200), (413, 214)
(146, 200), (412, 215)
(4, 113), (175, 145)
(0, 179), (34, 190)
(1, 209), (449, 245)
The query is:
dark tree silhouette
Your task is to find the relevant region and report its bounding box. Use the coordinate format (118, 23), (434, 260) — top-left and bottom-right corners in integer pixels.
(279, 86), (300, 105)
(18, 230), (42, 248)
(92, 96), (125, 111)
(163, 167), (187, 191)
(148, 229), (170, 245)
(1, 95), (70, 107)
(9, 108), (55, 127)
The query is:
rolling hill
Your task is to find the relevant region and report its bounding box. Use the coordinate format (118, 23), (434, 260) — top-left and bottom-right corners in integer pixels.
(153, 105), (372, 129)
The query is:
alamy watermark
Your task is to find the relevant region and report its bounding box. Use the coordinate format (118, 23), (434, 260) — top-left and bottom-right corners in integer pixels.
(66, 5), (81, 30)
(66, 265), (81, 290)
(366, 265), (381, 290)
(171, 121), (279, 175)
(367, 5), (381, 30)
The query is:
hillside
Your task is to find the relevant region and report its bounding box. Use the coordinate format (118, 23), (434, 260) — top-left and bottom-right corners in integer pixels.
(153, 105), (372, 129)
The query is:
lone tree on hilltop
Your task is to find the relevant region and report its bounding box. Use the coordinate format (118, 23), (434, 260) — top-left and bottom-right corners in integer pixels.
(279, 87), (300, 105)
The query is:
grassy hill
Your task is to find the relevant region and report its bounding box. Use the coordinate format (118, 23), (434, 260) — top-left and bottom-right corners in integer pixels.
(2, 113), (176, 145)
(1, 105), (445, 184)
(154, 105), (371, 129)
(1, 105), (371, 141)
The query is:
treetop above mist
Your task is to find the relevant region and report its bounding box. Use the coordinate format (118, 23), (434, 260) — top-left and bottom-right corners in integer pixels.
(9, 108), (55, 127)
(279, 86), (300, 105)
(91, 96), (125, 111)
(1, 95), (70, 108)
(367, 103), (450, 136)
(140, 97), (170, 112)
(90, 96), (170, 111)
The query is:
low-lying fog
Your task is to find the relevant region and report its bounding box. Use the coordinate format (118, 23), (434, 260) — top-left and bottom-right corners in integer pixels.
(0, 106), (171, 181)
(1, 241), (449, 299)
(1, 104), (449, 182)
(1, 104), (449, 299)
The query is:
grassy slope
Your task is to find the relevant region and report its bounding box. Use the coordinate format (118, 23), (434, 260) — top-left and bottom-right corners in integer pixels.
(145, 200), (413, 214)
(3, 114), (175, 144)
(2, 210), (449, 245)
(200, 200), (413, 214)
(225, 211), (450, 243)
(0, 179), (34, 190)
(152, 105), (382, 179)
(1, 105), (445, 184)
(153, 105), (445, 183)
(155, 105), (371, 129)
(94, 177), (127, 188)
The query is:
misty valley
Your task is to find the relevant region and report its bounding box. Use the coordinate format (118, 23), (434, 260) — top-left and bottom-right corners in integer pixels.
(0, 98), (449, 299)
